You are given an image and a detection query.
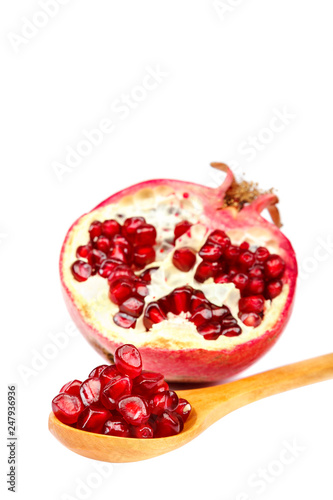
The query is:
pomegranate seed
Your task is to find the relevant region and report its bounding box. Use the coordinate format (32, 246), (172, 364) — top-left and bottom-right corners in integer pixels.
(76, 243), (92, 259)
(155, 411), (183, 437)
(239, 312), (262, 327)
(122, 217), (146, 242)
(139, 267), (159, 283)
(175, 398), (192, 422)
(133, 281), (149, 298)
(232, 273), (249, 292)
(133, 246), (155, 268)
(117, 395), (150, 426)
(221, 315), (238, 329)
(143, 302), (167, 330)
(224, 245), (241, 262)
(255, 246), (270, 263)
(103, 414), (131, 437)
(100, 365), (119, 386)
(109, 278), (134, 305)
(80, 377), (102, 406)
(239, 295), (265, 314)
(240, 242), (250, 251)
(190, 290), (210, 312)
(115, 344), (142, 379)
(89, 365), (108, 378)
(95, 235), (111, 253)
(238, 250), (255, 269)
(211, 304), (230, 321)
(172, 247), (196, 272)
(113, 312), (137, 329)
(111, 234), (132, 249)
(223, 325), (242, 337)
(190, 304), (213, 327)
(98, 259), (122, 278)
(87, 249), (107, 267)
(214, 273), (230, 284)
(266, 279), (283, 299)
(102, 219), (121, 239)
(133, 224), (157, 246)
(77, 405), (111, 433)
(101, 374), (132, 409)
(60, 380), (82, 398)
(264, 255), (285, 279)
(246, 277), (265, 295)
(208, 230), (230, 250)
(130, 422), (154, 438)
(52, 393), (84, 424)
(169, 286), (192, 315)
(107, 264), (136, 285)
(71, 260), (92, 282)
(198, 322), (222, 340)
(248, 265), (265, 278)
(156, 381), (169, 393)
(194, 261), (222, 282)
(89, 221), (102, 241)
(108, 245), (132, 264)
(199, 243), (223, 262)
(174, 220), (192, 240)
(149, 391), (179, 415)
(132, 371), (164, 397)
(119, 296), (145, 318)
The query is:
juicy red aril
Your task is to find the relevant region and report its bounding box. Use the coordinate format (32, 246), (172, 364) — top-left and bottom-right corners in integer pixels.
(119, 296), (145, 318)
(98, 259), (122, 278)
(149, 390), (179, 415)
(264, 255), (285, 279)
(172, 247), (196, 272)
(143, 302), (167, 330)
(102, 219), (121, 239)
(113, 312), (137, 329)
(77, 405), (111, 433)
(108, 245), (132, 264)
(130, 422), (154, 438)
(103, 414), (131, 437)
(266, 279), (283, 299)
(80, 377), (102, 406)
(255, 246), (270, 263)
(89, 221), (102, 241)
(238, 250), (255, 269)
(248, 265), (265, 278)
(199, 243), (223, 262)
(139, 267), (159, 283)
(155, 411), (183, 438)
(95, 235), (111, 253)
(198, 322), (222, 340)
(190, 304), (212, 327)
(107, 264), (136, 285)
(52, 394), (84, 424)
(115, 344), (142, 379)
(194, 261), (222, 282)
(71, 260), (92, 282)
(132, 371), (164, 397)
(190, 290), (210, 312)
(117, 395), (150, 426)
(211, 304), (230, 320)
(208, 230), (230, 249)
(133, 224), (157, 246)
(122, 217), (146, 242)
(111, 234), (132, 249)
(232, 273), (249, 292)
(100, 365), (119, 386)
(239, 312), (262, 327)
(175, 398), (192, 422)
(246, 277), (265, 295)
(223, 325), (242, 337)
(133, 246), (155, 268)
(221, 315), (238, 328)
(89, 365), (108, 378)
(239, 295), (265, 314)
(133, 281), (149, 298)
(240, 242), (250, 250)
(60, 380), (82, 398)
(101, 374), (132, 409)
(214, 273), (230, 284)
(156, 381), (169, 393)
(169, 286), (192, 315)
(109, 278), (133, 305)
(174, 220), (192, 240)
(87, 249), (107, 266)
(224, 245), (241, 262)
(76, 243), (92, 259)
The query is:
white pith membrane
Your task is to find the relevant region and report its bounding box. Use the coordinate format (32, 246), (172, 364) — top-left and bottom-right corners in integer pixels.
(62, 185), (289, 351)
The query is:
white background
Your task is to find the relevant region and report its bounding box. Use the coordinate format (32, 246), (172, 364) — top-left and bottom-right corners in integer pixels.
(1, 1), (333, 499)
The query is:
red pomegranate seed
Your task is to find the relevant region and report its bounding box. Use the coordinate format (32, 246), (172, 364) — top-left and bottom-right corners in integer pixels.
(133, 224), (157, 246)
(255, 246), (270, 263)
(172, 247), (196, 272)
(194, 261), (222, 282)
(264, 255), (285, 279)
(117, 395), (150, 426)
(149, 391), (179, 415)
(143, 302), (167, 330)
(98, 259), (122, 278)
(113, 312), (137, 329)
(238, 250), (255, 269)
(132, 371), (164, 397)
(100, 365), (119, 386)
(214, 273), (230, 284)
(52, 394), (83, 424)
(80, 377), (102, 406)
(190, 290), (210, 312)
(224, 245), (241, 262)
(232, 273), (249, 292)
(155, 411), (183, 437)
(60, 380), (82, 398)
(122, 217), (146, 242)
(239, 312), (262, 327)
(139, 267), (159, 283)
(198, 322), (222, 340)
(77, 405), (111, 433)
(108, 245), (132, 264)
(103, 414), (131, 437)
(248, 265), (265, 278)
(101, 374), (132, 410)
(87, 249), (107, 267)
(199, 243), (223, 262)
(89, 221), (102, 241)
(175, 398), (192, 422)
(240, 242), (250, 251)
(76, 243), (92, 259)
(266, 279), (283, 299)
(130, 422), (154, 438)
(89, 365), (108, 378)
(155, 381), (169, 393)
(239, 295), (265, 314)
(221, 315), (238, 329)
(107, 264), (136, 285)
(169, 286), (192, 315)
(109, 278), (134, 305)
(223, 325), (242, 337)
(246, 277), (265, 295)
(102, 219), (121, 239)
(115, 344), (142, 379)
(211, 304), (230, 320)
(71, 260), (92, 282)
(133, 281), (149, 298)
(174, 220), (192, 240)
(190, 304), (213, 327)
(96, 235), (111, 253)
(208, 230), (231, 250)
(133, 246), (156, 268)
(119, 296), (145, 318)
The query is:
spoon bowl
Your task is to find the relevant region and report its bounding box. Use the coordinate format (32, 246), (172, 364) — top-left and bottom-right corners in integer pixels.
(49, 353), (333, 462)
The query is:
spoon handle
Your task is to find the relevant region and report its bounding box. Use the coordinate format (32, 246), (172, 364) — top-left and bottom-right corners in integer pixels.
(183, 353), (333, 427)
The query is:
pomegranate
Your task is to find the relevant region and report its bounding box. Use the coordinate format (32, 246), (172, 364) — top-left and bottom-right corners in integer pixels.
(51, 344), (191, 438)
(60, 163), (297, 382)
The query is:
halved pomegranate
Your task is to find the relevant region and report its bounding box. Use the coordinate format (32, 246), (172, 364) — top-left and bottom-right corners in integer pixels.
(60, 163), (297, 382)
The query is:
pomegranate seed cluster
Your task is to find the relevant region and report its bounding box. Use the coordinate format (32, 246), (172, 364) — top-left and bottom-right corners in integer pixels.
(70, 216), (285, 335)
(52, 344), (191, 438)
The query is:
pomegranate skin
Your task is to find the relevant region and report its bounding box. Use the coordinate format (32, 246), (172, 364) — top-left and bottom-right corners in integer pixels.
(60, 165), (297, 382)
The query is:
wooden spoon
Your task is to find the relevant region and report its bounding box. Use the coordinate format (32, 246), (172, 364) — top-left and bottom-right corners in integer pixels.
(49, 353), (333, 463)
